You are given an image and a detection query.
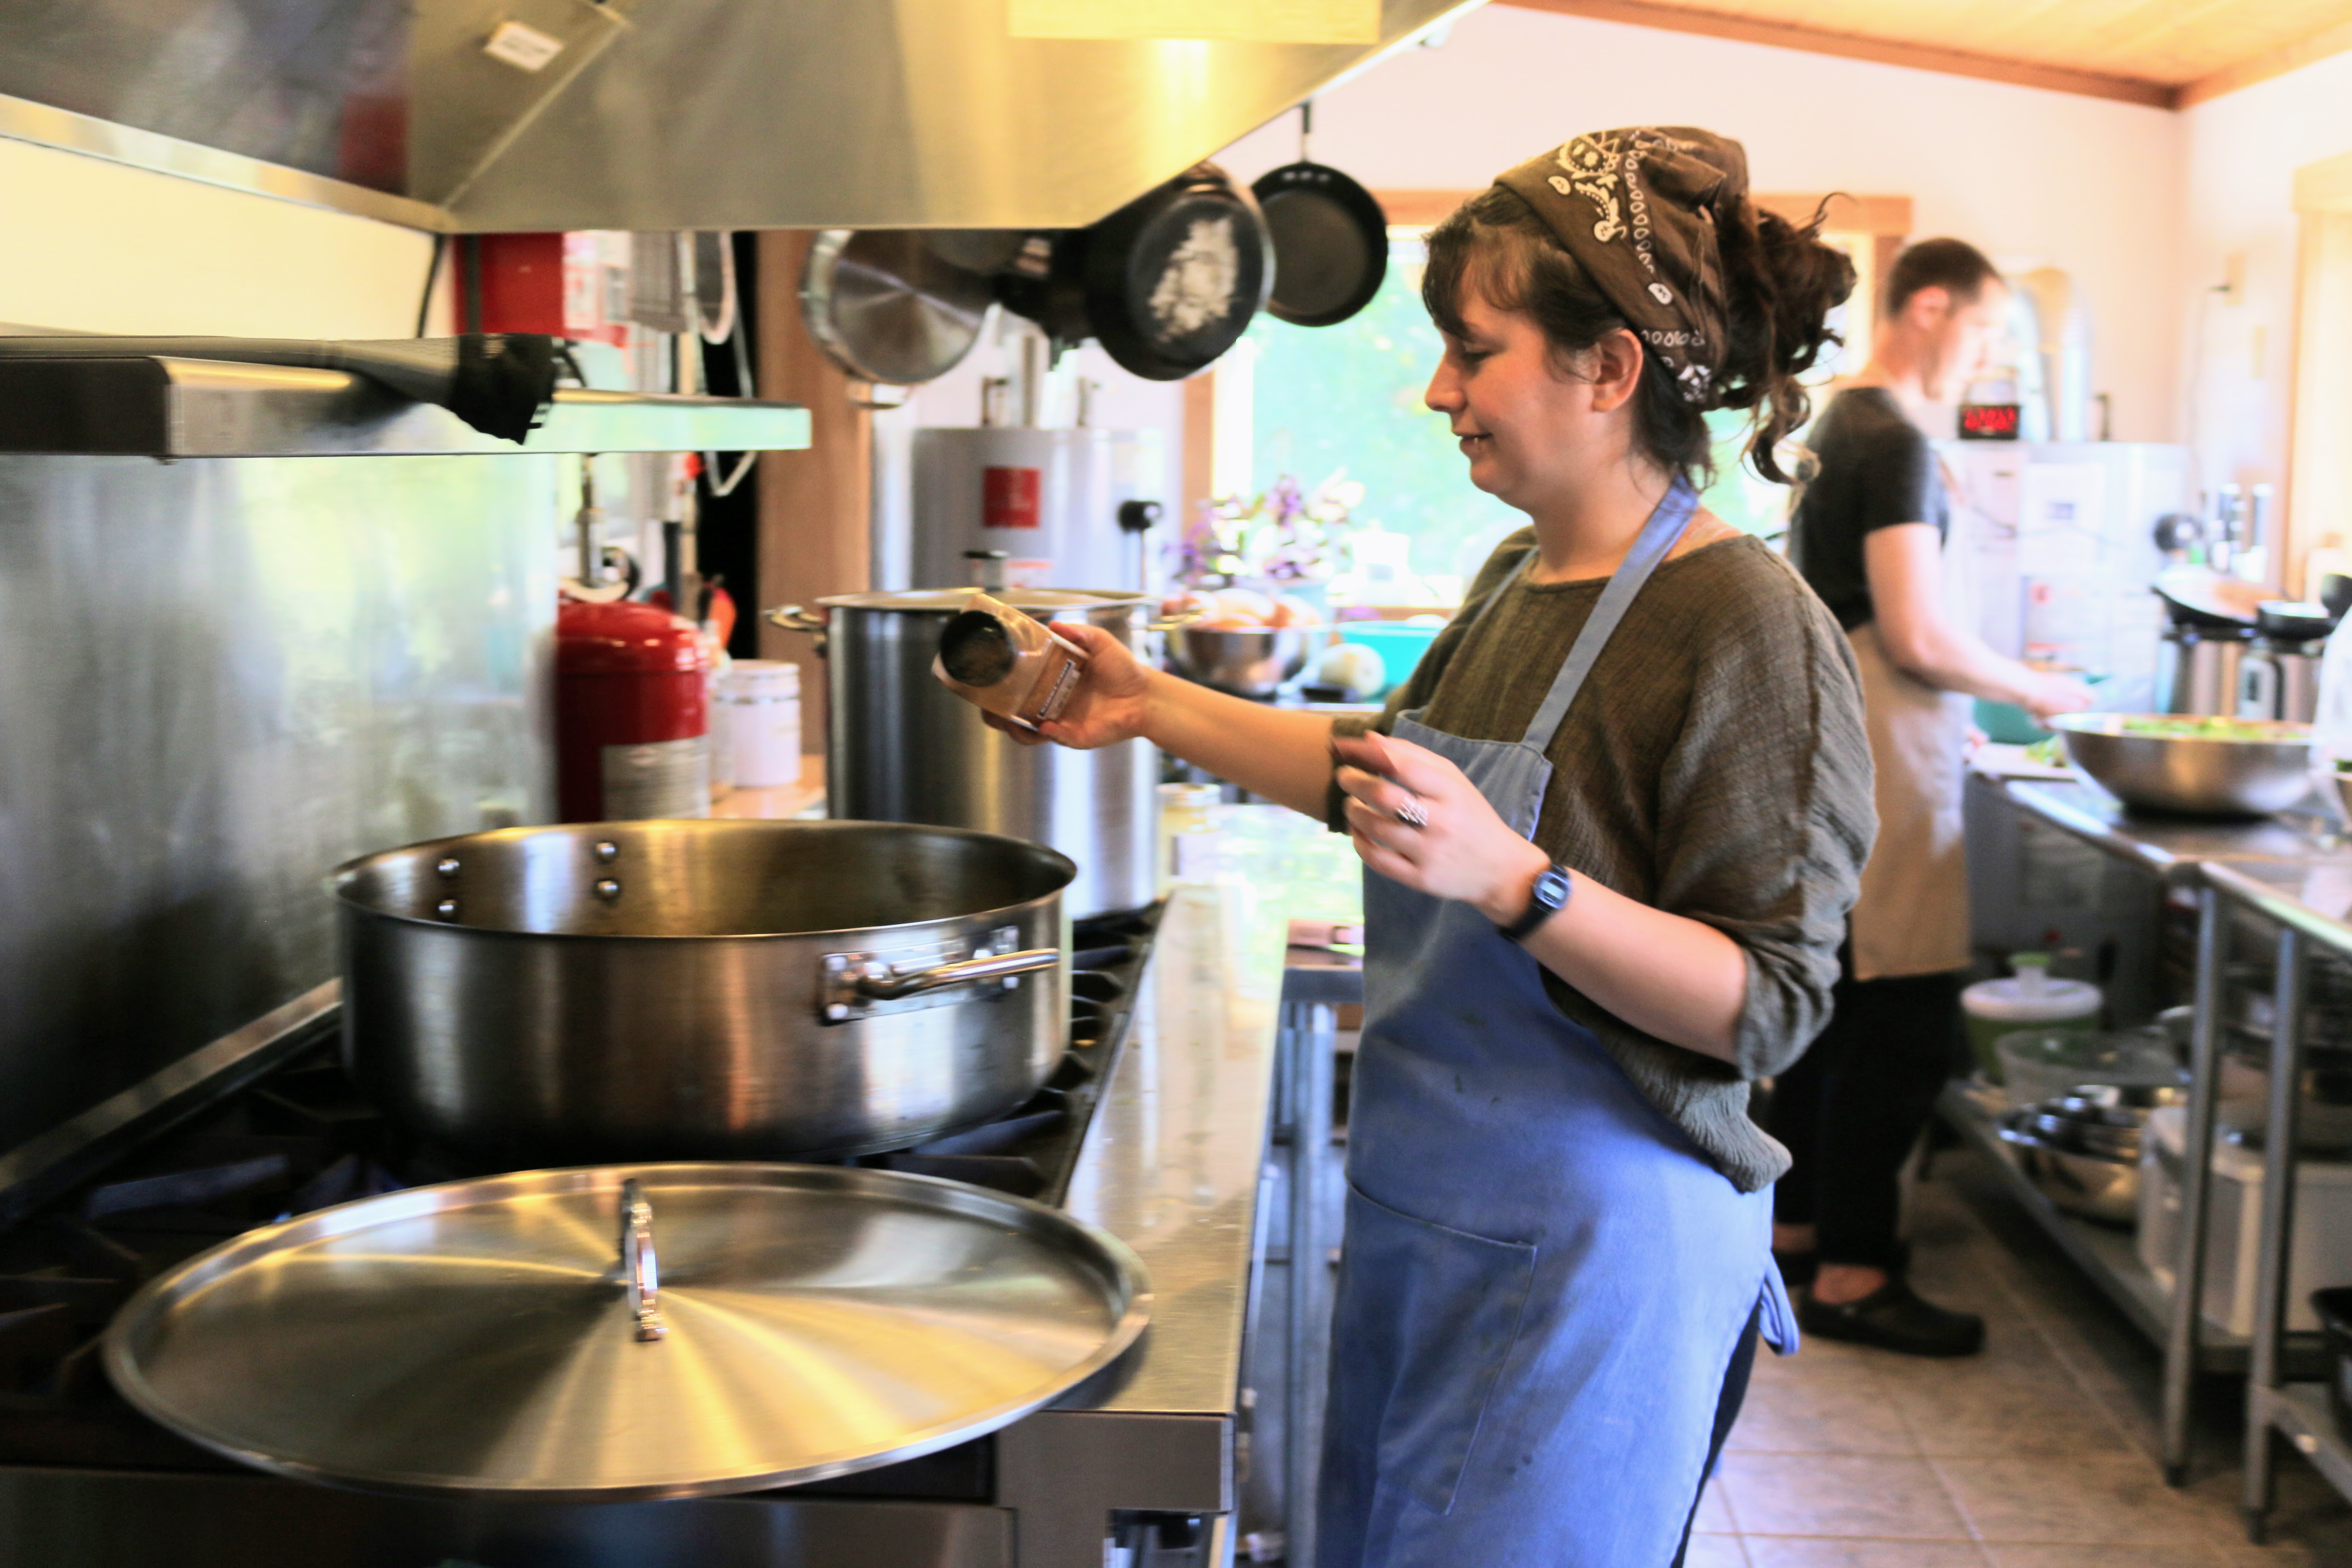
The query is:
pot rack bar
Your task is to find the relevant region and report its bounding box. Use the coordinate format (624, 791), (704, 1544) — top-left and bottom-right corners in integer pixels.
(0, 355), (811, 457)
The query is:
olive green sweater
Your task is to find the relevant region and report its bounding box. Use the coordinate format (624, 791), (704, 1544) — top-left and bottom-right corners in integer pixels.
(1330, 530), (1876, 1191)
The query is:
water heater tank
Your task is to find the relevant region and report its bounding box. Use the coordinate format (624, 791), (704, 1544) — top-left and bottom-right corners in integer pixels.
(911, 427), (1167, 593)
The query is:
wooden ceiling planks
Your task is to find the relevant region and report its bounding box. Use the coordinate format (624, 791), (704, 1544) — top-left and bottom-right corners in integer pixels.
(1498, 0), (2352, 107)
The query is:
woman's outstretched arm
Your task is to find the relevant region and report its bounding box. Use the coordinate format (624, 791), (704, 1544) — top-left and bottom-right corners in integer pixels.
(1000, 622), (1337, 819)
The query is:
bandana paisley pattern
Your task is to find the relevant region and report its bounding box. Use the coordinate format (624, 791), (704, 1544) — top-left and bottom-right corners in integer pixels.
(1497, 126), (1747, 407)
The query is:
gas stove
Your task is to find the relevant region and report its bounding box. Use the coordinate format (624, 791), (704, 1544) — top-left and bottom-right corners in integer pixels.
(0, 907), (1162, 1510)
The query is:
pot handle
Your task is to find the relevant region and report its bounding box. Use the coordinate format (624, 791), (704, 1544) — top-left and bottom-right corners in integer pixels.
(853, 946), (1060, 1001)
(765, 604), (829, 654)
(617, 1178), (667, 1343)
(1145, 608), (1207, 632)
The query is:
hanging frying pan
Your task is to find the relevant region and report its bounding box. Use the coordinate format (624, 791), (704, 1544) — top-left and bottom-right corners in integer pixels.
(800, 230), (995, 386)
(1252, 104), (1388, 328)
(1079, 163), (1271, 381)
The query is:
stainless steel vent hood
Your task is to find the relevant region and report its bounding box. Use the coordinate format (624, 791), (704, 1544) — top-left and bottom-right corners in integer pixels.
(0, 0), (1476, 233)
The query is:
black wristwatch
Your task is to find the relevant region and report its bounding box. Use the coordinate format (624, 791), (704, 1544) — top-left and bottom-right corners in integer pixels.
(1499, 864), (1572, 943)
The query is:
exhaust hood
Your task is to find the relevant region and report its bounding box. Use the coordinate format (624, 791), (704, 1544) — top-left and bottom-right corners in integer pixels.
(0, 0), (1474, 234)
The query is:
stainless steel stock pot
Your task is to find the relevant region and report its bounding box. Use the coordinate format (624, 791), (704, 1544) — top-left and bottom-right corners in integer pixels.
(332, 819), (1072, 1166)
(771, 588), (1159, 919)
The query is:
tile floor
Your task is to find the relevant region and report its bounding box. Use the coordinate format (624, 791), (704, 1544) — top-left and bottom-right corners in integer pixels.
(1686, 1144), (2352, 1567)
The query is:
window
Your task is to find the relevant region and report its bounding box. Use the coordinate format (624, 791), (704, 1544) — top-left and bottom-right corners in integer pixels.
(1232, 197), (1908, 593)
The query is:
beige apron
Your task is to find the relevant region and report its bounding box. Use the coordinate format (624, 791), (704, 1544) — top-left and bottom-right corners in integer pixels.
(1847, 620), (1972, 980)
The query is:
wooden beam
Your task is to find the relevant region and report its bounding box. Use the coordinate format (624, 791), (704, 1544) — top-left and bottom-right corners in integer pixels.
(756, 230), (872, 756)
(2296, 149), (2352, 217)
(2179, 17), (2352, 110)
(1756, 193), (1913, 236)
(1495, 0), (2175, 109)
(1374, 189), (1475, 227)
(1181, 370), (1217, 544)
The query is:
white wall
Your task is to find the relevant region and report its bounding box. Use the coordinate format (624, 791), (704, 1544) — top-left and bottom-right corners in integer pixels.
(887, 5), (2193, 589)
(2177, 52), (2352, 529)
(1212, 4), (2186, 444)
(0, 138), (436, 338)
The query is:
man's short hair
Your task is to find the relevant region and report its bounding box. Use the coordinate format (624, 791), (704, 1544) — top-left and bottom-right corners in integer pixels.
(1883, 238), (2001, 319)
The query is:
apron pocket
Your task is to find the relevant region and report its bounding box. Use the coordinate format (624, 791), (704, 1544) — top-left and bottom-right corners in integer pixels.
(1336, 1182), (1537, 1517)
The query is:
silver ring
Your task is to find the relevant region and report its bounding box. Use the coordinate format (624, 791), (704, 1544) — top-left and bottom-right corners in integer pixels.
(1393, 796), (1429, 829)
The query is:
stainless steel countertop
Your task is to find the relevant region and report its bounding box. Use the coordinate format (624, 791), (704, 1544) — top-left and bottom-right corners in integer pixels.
(2005, 778), (2352, 922)
(1062, 882), (1285, 1418)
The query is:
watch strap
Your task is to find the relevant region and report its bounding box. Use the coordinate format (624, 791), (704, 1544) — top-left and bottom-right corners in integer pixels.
(1500, 864), (1571, 943)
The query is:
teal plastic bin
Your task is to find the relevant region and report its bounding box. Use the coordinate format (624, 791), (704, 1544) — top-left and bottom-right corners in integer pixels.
(1339, 622), (1444, 697)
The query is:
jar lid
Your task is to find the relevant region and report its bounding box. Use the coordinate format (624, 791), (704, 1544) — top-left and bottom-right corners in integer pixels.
(819, 588), (1151, 613)
(721, 658), (801, 694)
(1963, 975), (2102, 1022)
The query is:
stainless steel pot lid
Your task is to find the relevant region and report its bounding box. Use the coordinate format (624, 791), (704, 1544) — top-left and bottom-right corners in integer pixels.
(814, 587), (1154, 612)
(104, 1164), (1150, 1501)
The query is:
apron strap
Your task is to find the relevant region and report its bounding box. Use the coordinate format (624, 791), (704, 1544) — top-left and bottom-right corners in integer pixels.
(1519, 475), (1701, 751)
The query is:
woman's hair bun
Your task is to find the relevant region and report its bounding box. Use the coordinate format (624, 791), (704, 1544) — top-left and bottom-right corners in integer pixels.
(1709, 196), (1857, 483)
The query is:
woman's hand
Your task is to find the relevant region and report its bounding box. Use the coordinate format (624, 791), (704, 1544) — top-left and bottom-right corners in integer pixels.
(986, 621), (1155, 750)
(1335, 731), (1550, 923)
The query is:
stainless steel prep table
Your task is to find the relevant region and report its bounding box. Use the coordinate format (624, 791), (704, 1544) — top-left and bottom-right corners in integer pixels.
(1960, 778), (2352, 1483)
(1004, 882), (1287, 1568)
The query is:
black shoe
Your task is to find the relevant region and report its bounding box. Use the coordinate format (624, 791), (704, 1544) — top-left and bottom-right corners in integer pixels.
(1773, 1249), (1818, 1290)
(1798, 1277), (1985, 1357)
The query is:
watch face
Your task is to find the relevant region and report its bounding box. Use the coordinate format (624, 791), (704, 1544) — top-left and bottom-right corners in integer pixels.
(1536, 867), (1571, 908)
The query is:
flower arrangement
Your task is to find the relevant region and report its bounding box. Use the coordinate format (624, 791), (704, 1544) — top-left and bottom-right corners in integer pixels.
(1172, 472), (1366, 588)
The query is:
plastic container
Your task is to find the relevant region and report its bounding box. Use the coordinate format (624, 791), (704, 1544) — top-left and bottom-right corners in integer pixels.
(1338, 622), (1444, 698)
(722, 659), (802, 788)
(2138, 1104), (2352, 1335)
(1963, 955), (2101, 1081)
(1158, 782), (1223, 893)
(1994, 1028), (2183, 1109)
(1975, 698), (2051, 745)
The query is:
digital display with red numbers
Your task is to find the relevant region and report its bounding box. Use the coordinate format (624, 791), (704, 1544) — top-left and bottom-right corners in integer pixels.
(1958, 403), (2021, 440)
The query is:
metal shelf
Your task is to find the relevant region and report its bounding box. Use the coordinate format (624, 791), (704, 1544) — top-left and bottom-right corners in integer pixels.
(1939, 1081), (2251, 1371)
(2252, 1384), (2352, 1518)
(0, 357), (812, 458)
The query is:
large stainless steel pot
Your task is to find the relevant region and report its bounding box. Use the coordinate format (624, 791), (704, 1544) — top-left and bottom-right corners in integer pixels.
(333, 819), (1072, 1165)
(773, 588), (1158, 919)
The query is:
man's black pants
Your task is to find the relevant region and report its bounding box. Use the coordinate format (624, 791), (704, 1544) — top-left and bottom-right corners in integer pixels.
(1764, 967), (1965, 1271)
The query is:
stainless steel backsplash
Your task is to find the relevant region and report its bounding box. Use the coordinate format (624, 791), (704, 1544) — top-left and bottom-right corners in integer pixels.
(0, 453), (554, 1153)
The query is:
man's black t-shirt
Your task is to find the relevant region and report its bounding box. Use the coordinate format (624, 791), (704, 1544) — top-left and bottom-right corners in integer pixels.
(1787, 386), (1947, 632)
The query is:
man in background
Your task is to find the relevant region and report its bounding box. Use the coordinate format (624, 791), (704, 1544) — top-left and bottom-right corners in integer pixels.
(1770, 239), (2093, 1357)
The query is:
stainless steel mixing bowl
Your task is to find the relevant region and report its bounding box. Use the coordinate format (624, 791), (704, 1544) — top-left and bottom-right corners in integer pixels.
(1164, 626), (1313, 697)
(2051, 713), (2314, 816)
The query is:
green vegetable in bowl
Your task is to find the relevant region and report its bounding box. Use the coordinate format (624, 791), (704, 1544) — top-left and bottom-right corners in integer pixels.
(2112, 715), (2294, 741)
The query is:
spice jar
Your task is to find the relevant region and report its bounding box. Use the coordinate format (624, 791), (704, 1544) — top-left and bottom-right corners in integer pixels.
(932, 592), (1089, 729)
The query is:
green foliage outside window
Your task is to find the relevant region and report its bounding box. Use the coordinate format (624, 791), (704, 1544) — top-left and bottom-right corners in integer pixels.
(1246, 245), (1791, 599)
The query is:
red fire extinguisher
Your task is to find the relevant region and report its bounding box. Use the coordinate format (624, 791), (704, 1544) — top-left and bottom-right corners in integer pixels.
(555, 597), (711, 822)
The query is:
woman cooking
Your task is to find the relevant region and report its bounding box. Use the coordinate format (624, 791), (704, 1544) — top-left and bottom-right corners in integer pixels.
(1014, 128), (1876, 1565)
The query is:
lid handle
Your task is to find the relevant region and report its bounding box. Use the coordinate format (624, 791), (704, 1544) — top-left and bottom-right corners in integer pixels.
(618, 1179), (668, 1342)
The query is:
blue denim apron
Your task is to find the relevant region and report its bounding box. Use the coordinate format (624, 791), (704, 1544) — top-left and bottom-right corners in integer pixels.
(1321, 478), (1796, 1568)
